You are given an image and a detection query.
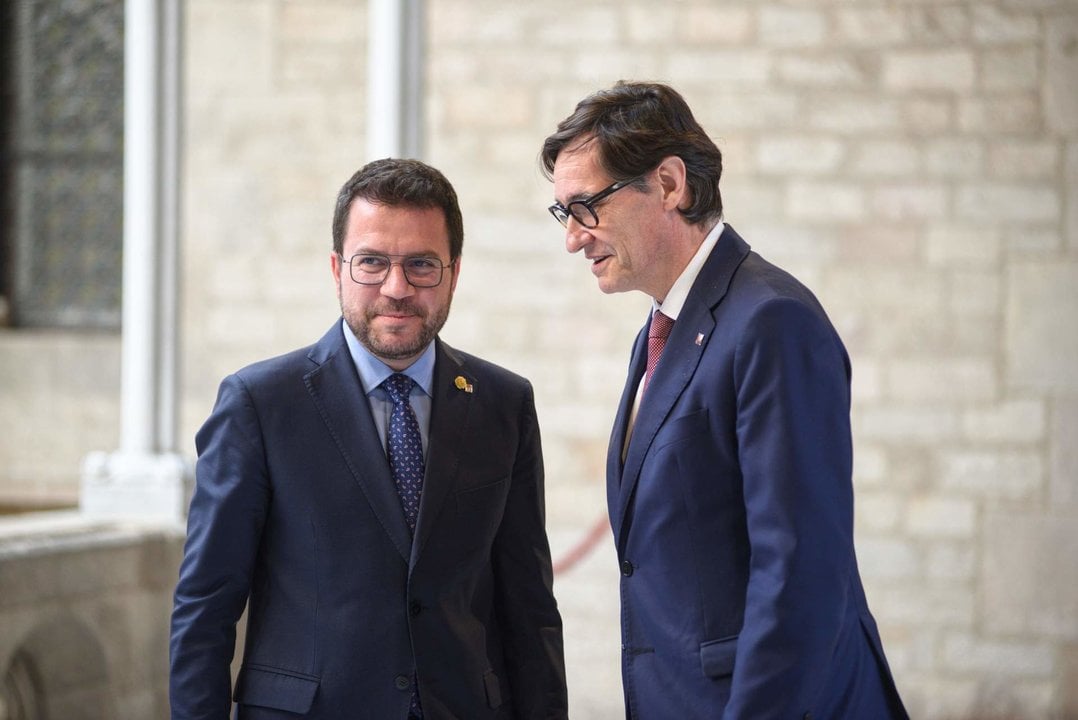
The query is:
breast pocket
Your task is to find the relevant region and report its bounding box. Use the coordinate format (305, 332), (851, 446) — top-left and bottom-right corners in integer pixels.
(652, 408), (710, 453)
(455, 477), (509, 514)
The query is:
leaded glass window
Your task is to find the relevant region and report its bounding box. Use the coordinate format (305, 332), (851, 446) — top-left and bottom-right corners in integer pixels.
(1, 0), (124, 329)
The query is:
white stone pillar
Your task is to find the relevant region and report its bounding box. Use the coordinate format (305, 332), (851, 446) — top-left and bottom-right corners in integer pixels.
(80, 0), (190, 522)
(367, 0), (425, 159)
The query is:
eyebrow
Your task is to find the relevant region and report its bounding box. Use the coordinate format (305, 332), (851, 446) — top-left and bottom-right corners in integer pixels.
(559, 186), (602, 206)
(351, 248), (442, 259)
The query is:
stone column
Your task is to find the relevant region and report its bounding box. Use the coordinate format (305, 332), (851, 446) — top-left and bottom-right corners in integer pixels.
(80, 0), (190, 522)
(367, 0), (425, 159)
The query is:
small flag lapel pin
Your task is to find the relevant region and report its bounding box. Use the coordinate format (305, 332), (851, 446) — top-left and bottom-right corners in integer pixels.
(695, 333), (705, 346)
(454, 375), (474, 393)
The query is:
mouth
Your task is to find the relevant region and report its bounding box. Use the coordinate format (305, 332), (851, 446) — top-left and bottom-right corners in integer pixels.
(370, 304), (423, 324)
(587, 254), (612, 274)
(376, 313), (421, 328)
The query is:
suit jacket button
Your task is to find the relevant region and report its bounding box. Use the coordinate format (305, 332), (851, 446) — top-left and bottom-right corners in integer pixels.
(803, 713), (814, 720)
(409, 600), (422, 617)
(395, 675), (410, 690)
(620, 560), (634, 576)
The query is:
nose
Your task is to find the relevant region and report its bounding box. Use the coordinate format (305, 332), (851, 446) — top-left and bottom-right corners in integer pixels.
(379, 263), (416, 300)
(564, 218), (593, 255)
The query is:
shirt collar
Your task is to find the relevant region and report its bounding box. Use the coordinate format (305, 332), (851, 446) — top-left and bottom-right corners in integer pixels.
(341, 318), (436, 397)
(653, 221), (725, 321)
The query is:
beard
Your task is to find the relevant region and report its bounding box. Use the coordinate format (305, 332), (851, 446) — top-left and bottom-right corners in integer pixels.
(343, 296), (452, 363)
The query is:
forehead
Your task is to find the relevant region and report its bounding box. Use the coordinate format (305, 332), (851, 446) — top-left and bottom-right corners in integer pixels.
(551, 140), (610, 201)
(343, 199), (450, 256)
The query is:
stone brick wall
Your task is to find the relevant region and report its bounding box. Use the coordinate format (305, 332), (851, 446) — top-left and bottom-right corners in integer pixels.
(420, 4), (1077, 717)
(0, 333), (120, 506)
(0, 1), (1075, 717)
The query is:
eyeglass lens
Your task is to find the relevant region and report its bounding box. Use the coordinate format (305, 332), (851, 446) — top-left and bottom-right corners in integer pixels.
(549, 176), (639, 229)
(348, 254), (444, 287)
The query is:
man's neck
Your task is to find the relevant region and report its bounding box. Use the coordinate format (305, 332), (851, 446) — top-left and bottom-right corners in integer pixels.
(651, 220), (725, 314)
(650, 222), (714, 303)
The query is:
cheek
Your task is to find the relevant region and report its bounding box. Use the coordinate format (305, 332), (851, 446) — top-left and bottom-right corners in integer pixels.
(426, 288), (450, 311)
(613, 238), (639, 268)
(340, 283), (372, 308)
(624, 229), (657, 267)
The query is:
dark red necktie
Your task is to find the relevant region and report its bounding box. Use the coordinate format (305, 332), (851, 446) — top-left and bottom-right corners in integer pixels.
(644, 311), (674, 393)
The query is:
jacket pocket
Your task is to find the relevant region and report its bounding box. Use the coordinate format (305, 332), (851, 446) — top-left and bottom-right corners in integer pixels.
(234, 664), (320, 714)
(699, 635), (738, 679)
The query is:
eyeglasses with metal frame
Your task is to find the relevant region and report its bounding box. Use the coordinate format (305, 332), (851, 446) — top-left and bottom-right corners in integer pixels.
(548, 176), (643, 229)
(341, 253), (452, 288)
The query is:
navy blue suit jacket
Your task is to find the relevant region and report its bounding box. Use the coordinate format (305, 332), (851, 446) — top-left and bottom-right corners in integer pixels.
(608, 226), (907, 719)
(171, 323), (567, 719)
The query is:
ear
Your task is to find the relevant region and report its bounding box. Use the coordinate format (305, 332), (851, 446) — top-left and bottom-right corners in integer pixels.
(655, 155), (689, 213)
(330, 252), (344, 299)
(448, 256), (462, 293)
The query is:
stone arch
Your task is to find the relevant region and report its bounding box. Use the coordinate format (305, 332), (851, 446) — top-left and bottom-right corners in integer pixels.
(1, 648), (44, 720)
(0, 613), (114, 720)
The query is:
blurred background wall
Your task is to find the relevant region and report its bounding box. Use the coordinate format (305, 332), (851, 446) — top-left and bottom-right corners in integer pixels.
(1, 0), (1076, 718)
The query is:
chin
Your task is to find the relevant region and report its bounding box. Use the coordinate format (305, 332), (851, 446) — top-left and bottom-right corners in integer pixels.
(596, 277), (627, 295)
(373, 335), (422, 357)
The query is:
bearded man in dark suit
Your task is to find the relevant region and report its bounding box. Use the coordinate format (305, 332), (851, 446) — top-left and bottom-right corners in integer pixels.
(171, 158), (567, 720)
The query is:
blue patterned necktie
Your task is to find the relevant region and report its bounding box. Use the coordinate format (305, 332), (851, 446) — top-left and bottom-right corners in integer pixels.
(383, 373), (425, 535)
(382, 373), (426, 719)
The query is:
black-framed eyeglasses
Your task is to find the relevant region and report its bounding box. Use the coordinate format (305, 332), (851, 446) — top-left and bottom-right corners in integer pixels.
(548, 176), (643, 229)
(342, 253), (452, 288)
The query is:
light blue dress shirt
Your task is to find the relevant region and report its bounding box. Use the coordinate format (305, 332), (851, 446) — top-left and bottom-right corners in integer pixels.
(340, 318), (435, 455)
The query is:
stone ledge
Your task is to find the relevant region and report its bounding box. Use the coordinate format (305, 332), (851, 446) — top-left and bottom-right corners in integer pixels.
(0, 511), (183, 720)
(0, 511), (184, 559)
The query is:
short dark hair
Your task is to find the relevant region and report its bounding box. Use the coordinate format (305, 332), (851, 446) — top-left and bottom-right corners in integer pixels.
(540, 81), (723, 226)
(332, 158), (464, 259)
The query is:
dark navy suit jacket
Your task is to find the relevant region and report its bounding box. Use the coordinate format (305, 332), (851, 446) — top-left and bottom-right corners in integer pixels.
(608, 226), (908, 719)
(170, 322), (567, 719)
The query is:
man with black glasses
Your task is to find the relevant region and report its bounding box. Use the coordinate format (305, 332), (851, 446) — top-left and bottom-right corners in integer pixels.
(171, 159), (567, 719)
(541, 81), (908, 719)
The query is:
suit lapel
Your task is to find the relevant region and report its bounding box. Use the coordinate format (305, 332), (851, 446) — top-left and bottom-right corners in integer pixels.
(606, 324), (646, 541)
(411, 340), (473, 567)
(613, 309), (714, 550)
(610, 226), (752, 552)
(304, 323), (413, 562)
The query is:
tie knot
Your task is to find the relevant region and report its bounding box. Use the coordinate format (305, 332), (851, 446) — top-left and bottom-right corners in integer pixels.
(649, 311), (674, 341)
(382, 373), (415, 404)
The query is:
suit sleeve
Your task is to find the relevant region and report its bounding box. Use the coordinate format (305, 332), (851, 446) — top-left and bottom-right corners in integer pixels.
(490, 381), (569, 720)
(725, 296), (855, 718)
(170, 374), (271, 720)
